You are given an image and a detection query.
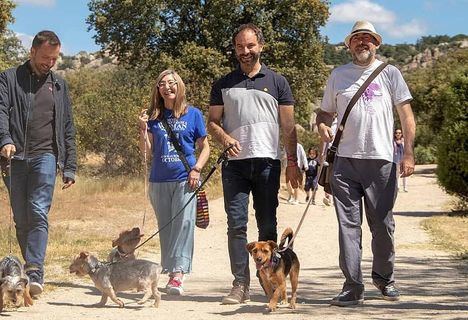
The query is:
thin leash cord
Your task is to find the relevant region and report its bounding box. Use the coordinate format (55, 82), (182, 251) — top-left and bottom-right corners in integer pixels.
(107, 146), (232, 265)
(141, 129), (149, 229)
(7, 159), (13, 255)
(279, 141), (329, 252)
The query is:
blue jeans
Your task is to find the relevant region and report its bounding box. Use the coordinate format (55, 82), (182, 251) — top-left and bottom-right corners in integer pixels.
(3, 153), (57, 283)
(221, 158), (281, 286)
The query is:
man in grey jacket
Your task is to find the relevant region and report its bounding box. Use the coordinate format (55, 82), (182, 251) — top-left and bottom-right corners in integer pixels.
(0, 30), (76, 297)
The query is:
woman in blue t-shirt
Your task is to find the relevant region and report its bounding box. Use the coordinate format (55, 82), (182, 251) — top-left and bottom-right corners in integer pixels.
(138, 69), (210, 295)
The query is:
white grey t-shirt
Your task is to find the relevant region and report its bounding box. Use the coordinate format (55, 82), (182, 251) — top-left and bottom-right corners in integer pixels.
(321, 60), (412, 163)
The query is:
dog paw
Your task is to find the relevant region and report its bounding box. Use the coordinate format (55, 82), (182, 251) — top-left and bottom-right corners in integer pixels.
(92, 302), (106, 307)
(288, 303), (296, 309)
(117, 300), (125, 308)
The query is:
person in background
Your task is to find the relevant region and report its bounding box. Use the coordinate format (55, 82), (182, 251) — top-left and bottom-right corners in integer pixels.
(0, 30), (77, 297)
(304, 147), (319, 204)
(393, 128), (407, 192)
(138, 69), (210, 295)
(287, 143), (308, 205)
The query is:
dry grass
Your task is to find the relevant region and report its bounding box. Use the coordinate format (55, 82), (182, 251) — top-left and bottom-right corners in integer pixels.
(0, 174), (223, 292)
(422, 214), (468, 259)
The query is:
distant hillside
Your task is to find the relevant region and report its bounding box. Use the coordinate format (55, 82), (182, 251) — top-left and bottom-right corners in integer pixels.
(324, 34), (468, 72)
(54, 34), (468, 77)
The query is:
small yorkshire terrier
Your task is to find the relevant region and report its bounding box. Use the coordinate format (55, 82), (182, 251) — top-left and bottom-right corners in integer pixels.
(0, 256), (34, 312)
(70, 251), (161, 308)
(107, 227), (144, 263)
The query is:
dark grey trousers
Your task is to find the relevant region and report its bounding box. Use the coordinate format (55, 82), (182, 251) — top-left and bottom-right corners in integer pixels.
(331, 157), (398, 292)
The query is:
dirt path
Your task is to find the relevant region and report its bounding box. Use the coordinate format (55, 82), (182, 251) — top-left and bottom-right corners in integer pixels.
(4, 165), (467, 319)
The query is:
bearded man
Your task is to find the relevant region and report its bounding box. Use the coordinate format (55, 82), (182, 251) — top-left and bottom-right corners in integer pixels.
(316, 21), (416, 306)
(208, 23), (301, 304)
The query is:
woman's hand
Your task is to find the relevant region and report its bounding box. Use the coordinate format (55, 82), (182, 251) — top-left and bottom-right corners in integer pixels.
(188, 167), (201, 190)
(138, 109), (149, 131)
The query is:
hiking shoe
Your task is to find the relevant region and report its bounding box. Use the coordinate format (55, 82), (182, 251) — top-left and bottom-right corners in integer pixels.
(323, 197), (332, 206)
(373, 281), (400, 301)
(29, 282), (44, 297)
(305, 196), (310, 202)
(330, 289), (364, 307)
(167, 277), (184, 295)
(222, 284), (249, 304)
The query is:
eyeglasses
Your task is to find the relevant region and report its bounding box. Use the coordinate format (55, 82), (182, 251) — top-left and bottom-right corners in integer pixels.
(157, 81), (177, 88)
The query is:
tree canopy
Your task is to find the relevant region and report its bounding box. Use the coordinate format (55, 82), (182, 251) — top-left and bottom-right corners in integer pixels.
(87, 0), (330, 127)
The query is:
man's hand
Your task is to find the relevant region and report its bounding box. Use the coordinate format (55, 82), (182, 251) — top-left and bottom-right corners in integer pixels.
(400, 153), (415, 177)
(62, 177), (75, 190)
(223, 139), (242, 157)
(286, 165), (302, 189)
(0, 144), (16, 159)
(318, 123), (334, 143)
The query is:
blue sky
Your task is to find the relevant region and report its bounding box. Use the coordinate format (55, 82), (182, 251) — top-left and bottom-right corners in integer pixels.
(10, 0), (468, 55)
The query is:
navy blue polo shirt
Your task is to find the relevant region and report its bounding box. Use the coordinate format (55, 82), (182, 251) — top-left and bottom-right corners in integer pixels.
(210, 64), (294, 160)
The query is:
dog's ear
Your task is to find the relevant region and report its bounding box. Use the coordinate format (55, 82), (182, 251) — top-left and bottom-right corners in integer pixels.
(111, 238), (119, 247)
(79, 251), (89, 259)
(246, 242), (257, 254)
(132, 227), (140, 233)
(267, 240), (278, 251)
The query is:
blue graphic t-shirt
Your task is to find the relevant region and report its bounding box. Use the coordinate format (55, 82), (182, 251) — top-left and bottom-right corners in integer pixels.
(148, 106), (207, 182)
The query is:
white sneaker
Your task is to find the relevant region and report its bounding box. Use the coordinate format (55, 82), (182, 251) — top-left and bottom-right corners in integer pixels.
(29, 282), (44, 297)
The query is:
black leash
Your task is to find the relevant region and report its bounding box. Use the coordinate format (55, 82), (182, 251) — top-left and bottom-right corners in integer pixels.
(108, 145), (233, 264)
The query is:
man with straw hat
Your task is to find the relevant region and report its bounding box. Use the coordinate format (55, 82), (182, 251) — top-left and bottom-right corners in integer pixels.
(316, 21), (416, 306)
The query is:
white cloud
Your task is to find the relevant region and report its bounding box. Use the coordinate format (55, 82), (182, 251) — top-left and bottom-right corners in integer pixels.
(329, 0), (427, 40)
(15, 32), (33, 49)
(14, 0), (55, 7)
(330, 0), (395, 25)
(386, 19), (427, 38)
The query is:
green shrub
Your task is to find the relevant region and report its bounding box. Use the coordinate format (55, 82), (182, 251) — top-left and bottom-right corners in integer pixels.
(415, 145), (437, 164)
(436, 73), (468, 202)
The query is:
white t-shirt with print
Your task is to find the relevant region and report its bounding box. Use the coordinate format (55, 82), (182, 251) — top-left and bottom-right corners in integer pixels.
(321, 60), (412, 163)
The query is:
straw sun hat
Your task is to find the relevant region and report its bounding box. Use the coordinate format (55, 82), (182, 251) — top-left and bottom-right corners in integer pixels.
(344, 20), (382, 47)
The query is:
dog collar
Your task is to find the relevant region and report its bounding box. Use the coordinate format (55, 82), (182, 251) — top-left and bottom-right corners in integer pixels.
(268, 252), (281, 270)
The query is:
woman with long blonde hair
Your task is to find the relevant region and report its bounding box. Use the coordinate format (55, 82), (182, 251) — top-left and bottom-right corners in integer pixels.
(138, 69), (210, 295)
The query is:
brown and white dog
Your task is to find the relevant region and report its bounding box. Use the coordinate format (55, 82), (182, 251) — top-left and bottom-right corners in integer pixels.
(107, 227), (144, 263)
(246, 228), (300, 312)
(0, 256), (34, 312)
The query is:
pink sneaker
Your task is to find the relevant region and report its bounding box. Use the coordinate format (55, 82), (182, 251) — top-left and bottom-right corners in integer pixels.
(167, 276), (184, 295)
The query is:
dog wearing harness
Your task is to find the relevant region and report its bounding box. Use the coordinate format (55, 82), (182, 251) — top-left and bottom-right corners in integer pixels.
(246, 227), (300, 312)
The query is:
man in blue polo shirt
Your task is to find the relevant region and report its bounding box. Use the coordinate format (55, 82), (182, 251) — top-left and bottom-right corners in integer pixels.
(208, 23), (301, 304)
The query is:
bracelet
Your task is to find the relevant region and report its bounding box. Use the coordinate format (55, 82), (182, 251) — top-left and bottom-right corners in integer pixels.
(191, 166), (201, 173)
(286, 153), (297, 161)
(287, 160), (298, 167)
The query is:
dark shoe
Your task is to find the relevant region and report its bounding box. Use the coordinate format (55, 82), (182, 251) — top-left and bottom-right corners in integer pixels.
(222, 284), (249, 304)
(330, 290), (364, 306)
(373, 281), (400, 301)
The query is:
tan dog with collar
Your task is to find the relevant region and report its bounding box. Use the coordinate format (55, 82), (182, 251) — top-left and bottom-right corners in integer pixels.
(246, 228), (300, 312)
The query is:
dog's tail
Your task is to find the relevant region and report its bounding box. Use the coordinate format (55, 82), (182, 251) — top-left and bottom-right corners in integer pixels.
(279, 227), (294, 250)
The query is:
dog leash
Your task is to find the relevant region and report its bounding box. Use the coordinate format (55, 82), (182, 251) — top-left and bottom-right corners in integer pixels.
(107, 145), (233, 264)
(278, 144), (329, 252)
(141, 128), (149, 229)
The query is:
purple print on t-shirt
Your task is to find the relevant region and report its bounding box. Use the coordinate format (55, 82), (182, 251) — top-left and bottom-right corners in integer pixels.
(362, 83), (380, 104)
